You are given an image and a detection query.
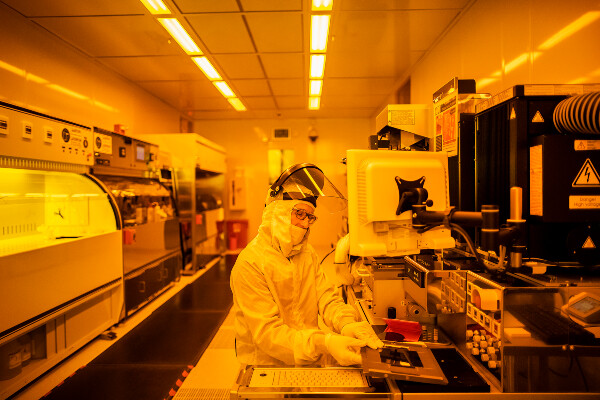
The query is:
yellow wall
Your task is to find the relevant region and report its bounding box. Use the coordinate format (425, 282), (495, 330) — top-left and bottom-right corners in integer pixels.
(411, 0), (600, 103)
(195, 118), (372, 253)
(0, 3), (180, 133)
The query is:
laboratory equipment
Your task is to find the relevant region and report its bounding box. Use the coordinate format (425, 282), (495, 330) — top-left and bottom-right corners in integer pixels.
(474, 84), (600, 266)
(91, 128), (181, 316)
(374, 104), (433, 150)
(432, 78), (490, 213)
(0, 102), (123, 398)
(361, 341), (448, 385)
(142, 133), (226, 273)
(564, 292), (600, 324)
(345, 149), (455, 258)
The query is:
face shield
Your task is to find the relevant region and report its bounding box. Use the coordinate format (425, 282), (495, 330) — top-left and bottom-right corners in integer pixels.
(267, 163), (347, 212)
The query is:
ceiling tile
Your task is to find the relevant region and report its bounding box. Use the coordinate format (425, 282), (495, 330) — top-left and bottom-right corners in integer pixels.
(33, 16), (181, 57)
(99, 56), (202, 81)
(408, 10), (460, 51)
(245, 13), (303, 53)
(185, 96), (232, 111)
(244, 96), (277, 109)
(214, 54), (265, 79)
(327, 53), (408, 78)
(260, 54), (303, 78)
(230, 80), (272, 96)
(340, 0), (468, 11)
(187, 14), (254, 53)
(275, 96), (306, 109)
(239, 0), (302, 12)
(1, 0), (145, 16)
(269, 79), (304, 96)
(137, 80), (218, 109)
(320, 94), (389, 109)
(325, 78), (397, 95)
(331, 11), (409, 54)
(174, 0), (240, 13)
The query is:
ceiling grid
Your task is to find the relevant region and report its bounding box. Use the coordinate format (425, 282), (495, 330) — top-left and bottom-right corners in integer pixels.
(1, 0), (470, 119)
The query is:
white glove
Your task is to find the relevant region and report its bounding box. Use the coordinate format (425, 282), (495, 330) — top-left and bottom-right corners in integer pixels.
(324, 333), (365, 366)
(341, 321), (384, 349)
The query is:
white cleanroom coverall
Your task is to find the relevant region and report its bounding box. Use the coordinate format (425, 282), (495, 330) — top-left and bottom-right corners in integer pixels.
(230, 200), (360, 365)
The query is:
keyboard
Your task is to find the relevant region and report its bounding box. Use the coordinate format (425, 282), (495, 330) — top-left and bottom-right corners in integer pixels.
(508, 305), (596, 345)
(249, 368), (369, 388)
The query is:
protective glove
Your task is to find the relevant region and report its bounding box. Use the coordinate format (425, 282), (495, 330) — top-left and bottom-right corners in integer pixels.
(341, 321), (384, 350)
(324, 333), (366, 366)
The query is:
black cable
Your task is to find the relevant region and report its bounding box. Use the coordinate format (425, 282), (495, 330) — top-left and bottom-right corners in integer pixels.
(548, 356), (574, 378)
(320, 246), (336, 265)
(449, 222), (483, 267)
(574, 356), (590, 392)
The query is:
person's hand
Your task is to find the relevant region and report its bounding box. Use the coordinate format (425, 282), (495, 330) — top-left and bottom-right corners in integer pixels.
(341, 321), (384, 349)
(324, 333), (366, 366)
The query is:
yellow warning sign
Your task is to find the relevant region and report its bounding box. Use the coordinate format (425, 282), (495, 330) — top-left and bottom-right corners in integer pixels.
(532, 110), (544, 123)
(572, 158), (600, 187)
(582, 236), (596, 249)
(509, 107), (516, 120)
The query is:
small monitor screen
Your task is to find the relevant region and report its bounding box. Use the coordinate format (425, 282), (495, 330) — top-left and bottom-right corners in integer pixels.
(136, 145), (145, 161)
(572, 296), (600, 313)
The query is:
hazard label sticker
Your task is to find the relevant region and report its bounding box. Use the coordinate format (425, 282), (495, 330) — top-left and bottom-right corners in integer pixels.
(531, 110), (544, 123)
(572, 159), (600, 187)
(569, 196), (600, 209)
(574, 140), (600, 151)
(582, 236), (596, 249)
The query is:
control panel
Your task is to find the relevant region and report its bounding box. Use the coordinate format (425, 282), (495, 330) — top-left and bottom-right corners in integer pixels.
(0, 102), (93, 165)
(93, 127), (158, 173)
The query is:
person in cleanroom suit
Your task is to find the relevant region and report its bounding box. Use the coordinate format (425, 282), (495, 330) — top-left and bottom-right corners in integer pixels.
(230, 163), (383, 366)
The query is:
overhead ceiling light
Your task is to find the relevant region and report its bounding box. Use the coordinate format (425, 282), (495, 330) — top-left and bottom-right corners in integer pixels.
(311, 15), (330, 52)
(310, 54), (326, 79)
(192, 57), (221, 80)
(139, 0), (170, 14)
(213, 81), (235, 98)
(228, 98), (247, 111)
(312, 0), (333, 11)
(308, 97), (320, 110)
(158, 18), (202, 54)
(309, 80), (323, 96)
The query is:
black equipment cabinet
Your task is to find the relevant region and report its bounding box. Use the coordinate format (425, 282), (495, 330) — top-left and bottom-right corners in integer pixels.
(474, 86), (600, 265)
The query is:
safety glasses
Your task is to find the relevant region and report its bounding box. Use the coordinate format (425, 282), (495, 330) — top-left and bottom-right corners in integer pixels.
(292, 207), (318, 224)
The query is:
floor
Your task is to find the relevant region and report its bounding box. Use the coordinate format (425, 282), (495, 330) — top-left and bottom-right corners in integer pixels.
(12, 254), (238, 400)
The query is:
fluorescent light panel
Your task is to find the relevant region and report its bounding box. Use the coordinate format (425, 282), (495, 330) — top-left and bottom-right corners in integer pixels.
(309, 80), (323, 96)
(228, 98), (246, 111)
(140, 0), (170, 14)
(312, 0), (333, 11)
(158, 18), (201, 54)
(311, 15), (330, 52)
(310, 54), (326, 79)
(193, 57), (221, 80)
(308, 96), (320, 110)
(214, 81), (235, 98)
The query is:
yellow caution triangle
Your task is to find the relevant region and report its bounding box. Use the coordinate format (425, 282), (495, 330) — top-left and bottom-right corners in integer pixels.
(532, 110), (544, 123)
(509, 107), (516, 120)
(582, 236), (596, 249)
(572, 158), (600, 186)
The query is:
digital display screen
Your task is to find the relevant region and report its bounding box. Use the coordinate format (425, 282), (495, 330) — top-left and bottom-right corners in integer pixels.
(572, 296), (600, 313)
(136, 145), (145, 161)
